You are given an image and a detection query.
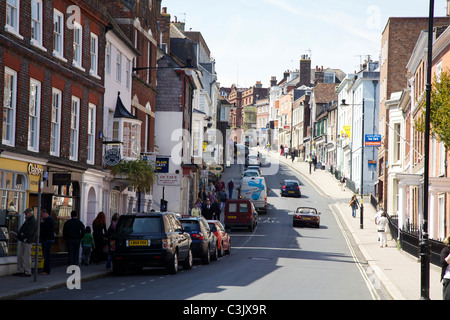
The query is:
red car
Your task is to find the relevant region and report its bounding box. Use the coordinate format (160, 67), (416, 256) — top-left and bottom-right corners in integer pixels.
(207, 220), (231, 257)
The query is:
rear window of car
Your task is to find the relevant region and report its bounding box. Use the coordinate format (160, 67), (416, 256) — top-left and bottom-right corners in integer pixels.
(180, 220), (201, 232)
(116, 216), (162, 235)
(239, 203), (249, 213)
(286, 181), (298, 187)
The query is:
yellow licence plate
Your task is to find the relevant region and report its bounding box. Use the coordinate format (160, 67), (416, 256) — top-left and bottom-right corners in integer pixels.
(228, 216), (236, 219)
(128, 240), (149, 246)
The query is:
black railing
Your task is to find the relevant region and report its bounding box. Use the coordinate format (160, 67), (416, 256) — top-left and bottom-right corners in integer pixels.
(387, 215), (444, 267)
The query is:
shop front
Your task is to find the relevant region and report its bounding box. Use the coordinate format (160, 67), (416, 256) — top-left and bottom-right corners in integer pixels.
(0, 157), (44, 275)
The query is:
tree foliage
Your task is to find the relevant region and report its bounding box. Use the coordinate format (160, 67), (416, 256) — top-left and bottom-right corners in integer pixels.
(415, 69), (450, 150)
(110, 159), (155, 193)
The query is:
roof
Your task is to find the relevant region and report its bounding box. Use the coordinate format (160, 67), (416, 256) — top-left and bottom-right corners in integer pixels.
(114, 93), (137, 119)
(312, 83), (338, 104)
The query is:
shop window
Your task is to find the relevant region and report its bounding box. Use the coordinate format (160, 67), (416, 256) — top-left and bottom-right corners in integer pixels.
(0, 172), (26, 257)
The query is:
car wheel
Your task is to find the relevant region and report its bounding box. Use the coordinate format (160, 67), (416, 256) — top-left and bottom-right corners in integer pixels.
(182, 248), (193, 270)
(202, 246), (211, 265)
(218, 242), (224, 257)
(225, 241), (231, 255)
(166, 251), (178, 274)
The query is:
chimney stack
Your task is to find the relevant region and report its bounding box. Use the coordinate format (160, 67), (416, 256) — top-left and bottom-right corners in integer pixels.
(270, 76), (277, 87)
(299, 55), (311, 87)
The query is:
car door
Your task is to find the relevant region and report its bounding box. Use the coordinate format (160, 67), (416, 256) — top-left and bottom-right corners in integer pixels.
(171, 215), (189, 259)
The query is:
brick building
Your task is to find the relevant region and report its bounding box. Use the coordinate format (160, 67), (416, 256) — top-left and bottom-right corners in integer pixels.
(376, 17), (450, 212)
(0, 0), (109, 270)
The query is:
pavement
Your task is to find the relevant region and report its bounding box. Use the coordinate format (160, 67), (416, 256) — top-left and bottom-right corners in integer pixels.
(0, 149), (443, 300)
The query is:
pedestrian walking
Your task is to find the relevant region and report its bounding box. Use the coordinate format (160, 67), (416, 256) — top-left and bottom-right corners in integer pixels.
(312, 155), (317, 171)
(13, 208), (37, 277)
(212, 199), (221, 221)
(291, 149), (295, 162)
(63, 210), (85, 266)
(339, 175), (346, 191)
(440, 235), (450, 300)
(228, 179), (235, 199)
(375, 206), (384, 241)
(191, 203), (201, 217)
(198, 188), (207, 202)
(92, 211), (107, 264)
(39, 209), (55, 275)
(201, 199), (214, 220)
(81, 226), (95, 266)
(285, 146), (289, 159)
(377, 212), (388, 248)
(105, 213), (119, 269)
(349, 195), (359, 218)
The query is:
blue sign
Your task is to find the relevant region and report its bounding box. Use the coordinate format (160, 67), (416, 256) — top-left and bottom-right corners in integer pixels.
(155, 157), (169, 173)
(365, 134), (381, 147)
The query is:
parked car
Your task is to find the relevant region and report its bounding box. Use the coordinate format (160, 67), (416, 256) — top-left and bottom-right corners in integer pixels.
(242, 169), (261, 178)
(109, 212), (193, 275)
(179, 216), (218, 264)
(245, 154), (261, 167)
(246, 166), (262, 176)
(224, 199), (258, 231)
(207, 220), (231, 256)
(240, 176), (267, 213)
(293, 207), (321, 228)
(280, 180), (301, 198)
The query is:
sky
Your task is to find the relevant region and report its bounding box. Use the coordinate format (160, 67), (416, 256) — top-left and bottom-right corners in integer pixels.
(163, 0), (448, 88)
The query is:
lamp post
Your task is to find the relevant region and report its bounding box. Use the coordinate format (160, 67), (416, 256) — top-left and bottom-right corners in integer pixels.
(420, 0), (434, 301)
(341, 98), (365, 229)
(360, 98), (365, 230)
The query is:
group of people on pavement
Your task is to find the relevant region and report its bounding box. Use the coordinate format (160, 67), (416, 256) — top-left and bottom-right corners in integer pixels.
(13, 208), (119, 277)
(279, 144), (296, 163)
(193, 178), (235, 221)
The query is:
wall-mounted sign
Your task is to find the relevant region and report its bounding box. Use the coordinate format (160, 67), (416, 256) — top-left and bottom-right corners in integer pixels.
(53, 173), (71, 185)
(104, 149), (121, 166)
(365, 134), (381, 147)
(27, 163), (43, 176)
(157, 174), (180, 186)
(155, 157), (169, 173)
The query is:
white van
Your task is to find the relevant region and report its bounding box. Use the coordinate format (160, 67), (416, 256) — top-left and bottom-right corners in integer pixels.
(239, 176), (267, 214)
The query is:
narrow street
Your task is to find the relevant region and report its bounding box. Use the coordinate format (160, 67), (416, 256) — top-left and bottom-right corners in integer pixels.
(23, 156), (390, 300)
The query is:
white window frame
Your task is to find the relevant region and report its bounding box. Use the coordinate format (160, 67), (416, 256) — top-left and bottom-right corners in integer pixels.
(28, 79), (41, 152)
(50, 88), (62, 156)
(116, 50), (122, 83)
(126, 59), (131, 89)
(70, 96), (80, 161)
(5, 0), (22, 39)
(31, 0), (46, 51)
(3, 67), (17, 146)
(105, 41), (111, 75)
(72, 22), (84, 70)
(87, 103), (96, 164)
(89, 33), (98, 77)
(53, 9), (65, 61)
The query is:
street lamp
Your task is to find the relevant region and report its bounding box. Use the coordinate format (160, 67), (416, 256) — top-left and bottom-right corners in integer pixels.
(341, 98), (365, 229)
(420, 0), (434, 301)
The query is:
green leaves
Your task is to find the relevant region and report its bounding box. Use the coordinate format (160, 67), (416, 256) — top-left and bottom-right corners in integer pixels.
(415, 69), (450, 150)
(110, 159), (155, 193)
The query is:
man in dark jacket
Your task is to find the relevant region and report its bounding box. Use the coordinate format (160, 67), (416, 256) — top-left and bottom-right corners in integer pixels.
(201, 200), (214, 220)
(13, 208), (37, 277)
(63, 210), (85, 266)
(39, 209), (55, 275)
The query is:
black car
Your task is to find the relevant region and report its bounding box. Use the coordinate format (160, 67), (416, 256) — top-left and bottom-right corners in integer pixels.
(179, 216), (218, 264)
(109, 212), (193, 275)
(280, 180), (301, 198)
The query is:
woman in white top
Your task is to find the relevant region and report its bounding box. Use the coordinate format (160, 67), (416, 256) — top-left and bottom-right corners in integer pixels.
(377, 212), (388, 248)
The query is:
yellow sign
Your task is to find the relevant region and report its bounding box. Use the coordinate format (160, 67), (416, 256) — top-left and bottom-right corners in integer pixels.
(342, 125), (351, 138)
(31, 243), (44, 269)
(0, 159), (43, 192)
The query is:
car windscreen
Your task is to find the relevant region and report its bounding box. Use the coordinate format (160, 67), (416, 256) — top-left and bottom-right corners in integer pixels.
(244, 171), (258, 176)
(116, 216), (162, 235)
(180, 220), (201, 233)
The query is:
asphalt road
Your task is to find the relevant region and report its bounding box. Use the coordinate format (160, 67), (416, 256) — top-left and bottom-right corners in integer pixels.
(23, 159), (390, 301)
